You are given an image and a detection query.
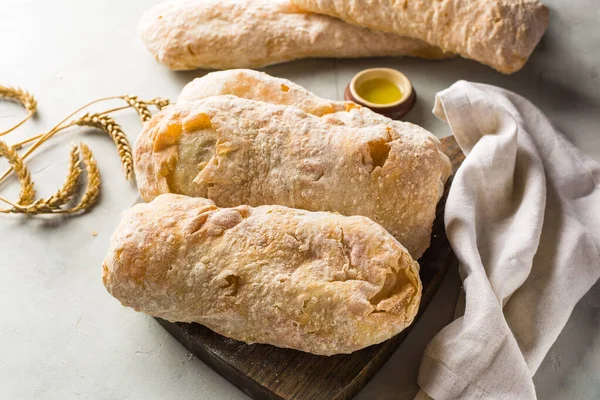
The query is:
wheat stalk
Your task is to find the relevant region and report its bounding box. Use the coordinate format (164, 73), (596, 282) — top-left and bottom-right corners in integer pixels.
(0, 85), (37, 136)
(49, 144), (82, 208)
(15, 144), (82, 214)
(150, 97), (171, 110)
(69, 143), (101, 212)
(57, 143), (100, 213)
(74, 113), (133, 180)
(0, 140), (35, 206)
(0, 86), (37, 112)
(9, 96), (169, 152)
(0, 91), (172, 216)
(123, 95), (152, 122)
(9, 143), (100, 214)
(0, 96), (125, 186)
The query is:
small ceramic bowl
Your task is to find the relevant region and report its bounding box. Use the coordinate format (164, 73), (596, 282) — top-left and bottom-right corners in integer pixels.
(344, 68), (416, 120)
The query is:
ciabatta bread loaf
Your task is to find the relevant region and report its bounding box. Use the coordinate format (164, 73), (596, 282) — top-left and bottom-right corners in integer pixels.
(138, 0), (451, 70)
(102, 194), (421, 355)
(177, 68), (450, 184)
(292, 0), (549, 73)
(134, 94), (449, 259)
(178, 69), (352, 117)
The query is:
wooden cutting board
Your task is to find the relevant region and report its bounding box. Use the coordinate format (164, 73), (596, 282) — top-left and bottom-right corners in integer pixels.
(157, 135), (464, 400)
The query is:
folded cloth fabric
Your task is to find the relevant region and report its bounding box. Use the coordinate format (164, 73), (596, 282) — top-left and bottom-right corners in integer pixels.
(416, 81), (600, 399)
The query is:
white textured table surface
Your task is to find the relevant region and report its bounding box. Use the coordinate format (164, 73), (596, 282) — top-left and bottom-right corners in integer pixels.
(1, 1), (598, 399)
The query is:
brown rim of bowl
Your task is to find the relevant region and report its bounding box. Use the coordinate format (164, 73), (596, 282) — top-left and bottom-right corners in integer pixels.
(349, 68), (413, 109)
(344, 68), (416, 120)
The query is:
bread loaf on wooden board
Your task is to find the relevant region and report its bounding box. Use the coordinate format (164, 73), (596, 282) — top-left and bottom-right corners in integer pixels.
(138, 0), (452, 70)
(292, 0), (549, 73)
(134, 94), (449, 259)
(102, 194), (421, 355)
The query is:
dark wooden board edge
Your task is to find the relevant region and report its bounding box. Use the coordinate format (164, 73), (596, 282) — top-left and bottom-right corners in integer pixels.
(156, 135), (464, 400)
(157, 319), (284, 400)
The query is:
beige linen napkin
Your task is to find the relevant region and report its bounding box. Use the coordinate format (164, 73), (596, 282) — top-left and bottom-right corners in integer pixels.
(416, 81), (600, 399)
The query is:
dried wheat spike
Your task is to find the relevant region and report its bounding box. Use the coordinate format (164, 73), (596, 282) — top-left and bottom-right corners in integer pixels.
(75, 113), (133, 180)
(0, 85), (37, 116)
(0, 85), (37, 135)
(0, 140), (35, 206)
(64, 143), (100, 213)
(19, 144), (82, 214)
(150, 97), (171, 110)
(123, 95), (152, 122)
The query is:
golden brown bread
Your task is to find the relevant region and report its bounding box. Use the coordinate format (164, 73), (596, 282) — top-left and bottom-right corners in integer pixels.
(134, 91), (449, 259)
(138, 0), (451, 70)
(178, 69), (450, 258)
(102, 194), (421, 355)
(292, 0), (549, 73)
(175, 70), (446, 178)
(177, 69), (352, 116)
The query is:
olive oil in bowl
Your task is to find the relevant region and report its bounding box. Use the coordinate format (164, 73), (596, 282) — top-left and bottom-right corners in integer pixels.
(356, 78), (403, 105)
(345, 68), (416, 119)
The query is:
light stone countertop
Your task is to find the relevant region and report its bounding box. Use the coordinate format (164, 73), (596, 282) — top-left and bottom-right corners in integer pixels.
(0, 1), (598, 399)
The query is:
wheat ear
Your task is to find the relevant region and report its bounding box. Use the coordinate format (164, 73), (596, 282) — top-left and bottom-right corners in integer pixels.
(75, 113), (133, 180)
(57, 143), (100, 213)
(0, 140), (35, 205)
(123, 95), (152, 122)
(150, 97), (171, 110)
(0, 85), (37, 136)
(16, 144), (82, 214)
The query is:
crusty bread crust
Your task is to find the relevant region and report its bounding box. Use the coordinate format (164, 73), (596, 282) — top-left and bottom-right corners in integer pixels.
(103, 194), (421, 355)
(138, 0), (452, 70)
(134, 88), (449, 259)
(292, 0), (549, 73)
(177, 70), (451, 255)
(178, 69), (352, 117)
